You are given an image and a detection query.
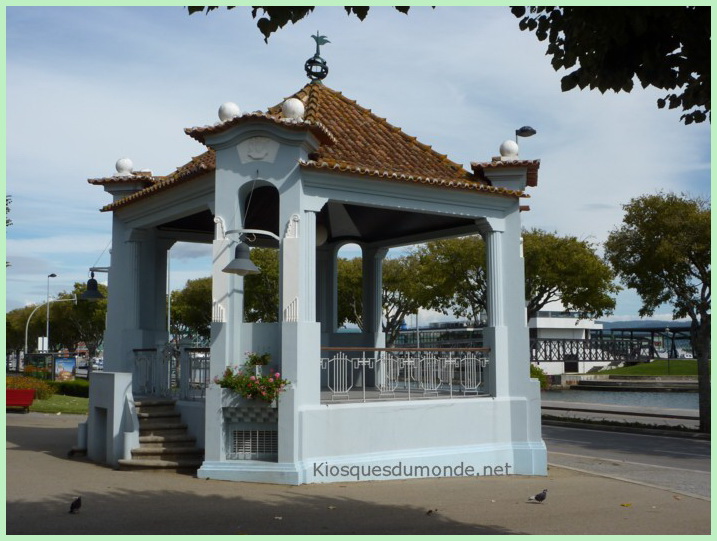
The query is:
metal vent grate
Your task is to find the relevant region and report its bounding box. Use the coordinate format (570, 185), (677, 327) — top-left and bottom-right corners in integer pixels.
(228, 430), (278, 460)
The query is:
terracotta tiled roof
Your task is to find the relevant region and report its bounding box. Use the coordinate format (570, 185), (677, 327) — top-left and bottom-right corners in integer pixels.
(98, 83), (529, 211)
(97, 152), (216, 212)
(88, 171), (159, 186)
(471, 159), (541, 188)
(269, 83), (482, 188)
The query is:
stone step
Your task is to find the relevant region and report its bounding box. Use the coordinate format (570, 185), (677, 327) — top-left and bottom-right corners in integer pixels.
(117, 457), (204, 472)
(123, 397), (203, 474)
(139, 434), (197, 446)
(137, 411), (182, 420)
(131, 446), (204, 461)
(139, 423), (188, 437)
(134, 398), (176, 407)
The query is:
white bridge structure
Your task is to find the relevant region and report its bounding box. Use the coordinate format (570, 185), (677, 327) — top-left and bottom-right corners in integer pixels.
(80, 74), (545, 484)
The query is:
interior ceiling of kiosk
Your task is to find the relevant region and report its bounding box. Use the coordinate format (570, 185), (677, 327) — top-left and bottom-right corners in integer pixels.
(157, 188), (475, 246)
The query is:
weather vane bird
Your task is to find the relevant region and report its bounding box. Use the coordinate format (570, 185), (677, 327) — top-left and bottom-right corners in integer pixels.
(305, 31), (330, 82)
(312, 31), (330, 56)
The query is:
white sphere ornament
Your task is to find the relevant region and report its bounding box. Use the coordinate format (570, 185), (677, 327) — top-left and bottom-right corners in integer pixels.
(115, 158), (133, 176)
(218, 102), (241, 122)
(499, 139), (519, 159)
(281, 98), (305, 120)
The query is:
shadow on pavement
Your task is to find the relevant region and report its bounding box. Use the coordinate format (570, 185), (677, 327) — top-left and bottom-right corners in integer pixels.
(6, 489), (521, 535)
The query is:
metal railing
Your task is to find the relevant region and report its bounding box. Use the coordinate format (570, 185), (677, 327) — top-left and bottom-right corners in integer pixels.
(320, 347), (490, 403)
(132, 345), (210, 400)
(530, 338), (652, 363)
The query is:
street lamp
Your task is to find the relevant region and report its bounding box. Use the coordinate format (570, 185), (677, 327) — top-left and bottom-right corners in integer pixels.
(25, 294), (77, 356)
(45, 273), (57, 352)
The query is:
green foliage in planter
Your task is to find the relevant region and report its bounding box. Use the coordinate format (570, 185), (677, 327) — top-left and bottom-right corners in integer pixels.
(215, 363), (289, 404)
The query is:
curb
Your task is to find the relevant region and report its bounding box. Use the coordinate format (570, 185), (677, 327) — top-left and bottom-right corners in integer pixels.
(542, 417), (710, 440)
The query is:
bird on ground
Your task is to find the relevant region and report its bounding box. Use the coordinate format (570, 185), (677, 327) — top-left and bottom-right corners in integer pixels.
(69, 497), (81, 514)
(528, 489), (547, 503)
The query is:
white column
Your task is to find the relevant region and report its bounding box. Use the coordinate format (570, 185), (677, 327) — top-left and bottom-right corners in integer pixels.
(362, 247), (388, 347)
(484, 230), (505, 327)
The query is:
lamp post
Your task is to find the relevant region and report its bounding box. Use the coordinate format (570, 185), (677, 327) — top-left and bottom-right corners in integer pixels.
(45, 273), (57, 352)
(515, 125), (537, 143)
(25, 295), (77, 356)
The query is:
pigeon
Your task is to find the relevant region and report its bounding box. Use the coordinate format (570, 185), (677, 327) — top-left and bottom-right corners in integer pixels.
(528, 489), (547, 503)
(69, 497), (81, 514)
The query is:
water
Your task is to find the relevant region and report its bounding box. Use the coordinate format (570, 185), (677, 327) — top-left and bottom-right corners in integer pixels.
(542, 389), (698, 411)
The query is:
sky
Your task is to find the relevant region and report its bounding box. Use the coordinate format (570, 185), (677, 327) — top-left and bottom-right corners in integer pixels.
(4, 6), (711, 323)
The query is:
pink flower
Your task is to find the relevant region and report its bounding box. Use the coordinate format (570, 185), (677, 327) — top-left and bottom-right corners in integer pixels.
(268, 378), (274, 383)
(274, 372), (281, 378)
(250, 375), (256, 381)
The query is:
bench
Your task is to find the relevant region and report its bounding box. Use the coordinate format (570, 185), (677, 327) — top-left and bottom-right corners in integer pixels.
(6, 389), (36, 413)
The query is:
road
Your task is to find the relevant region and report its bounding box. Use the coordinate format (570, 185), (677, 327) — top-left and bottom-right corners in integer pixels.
(543, 425), (711, 499)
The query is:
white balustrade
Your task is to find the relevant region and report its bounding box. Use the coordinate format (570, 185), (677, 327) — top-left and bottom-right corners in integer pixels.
(320, 348), (490, 403)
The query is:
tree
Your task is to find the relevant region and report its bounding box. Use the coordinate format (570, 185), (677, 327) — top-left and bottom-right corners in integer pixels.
(337, 257), (363, 329)
(188, 6), (709, 124)
(414, 230), (618, 323)
(512, 7), (710, 124)
(381, 257), (423, 346)
(337, 256), (424, 346)
(6, 304), (44, 356)
(413, 237), (487, 325)
(605, 192), (710, 432)
(244, 248), (280, 322)
(51, 283), (108, 357)
(170, 248), (280, 338)
(523, 229), (618, 320)
(170, 277), (212, 341)
(187, 6), (412, 42)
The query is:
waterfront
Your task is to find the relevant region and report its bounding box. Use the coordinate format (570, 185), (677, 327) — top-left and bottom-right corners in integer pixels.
(542, 389), (698, 410)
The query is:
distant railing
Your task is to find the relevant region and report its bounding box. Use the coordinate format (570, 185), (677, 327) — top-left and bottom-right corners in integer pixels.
(320, 347), (490, 403)
(133, 345), (210, 400)
(530, 338), (652, 363)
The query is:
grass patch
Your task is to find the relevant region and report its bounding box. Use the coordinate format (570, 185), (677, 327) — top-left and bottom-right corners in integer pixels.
(598, 359), (699, 376)
(29, 394), (89, 415)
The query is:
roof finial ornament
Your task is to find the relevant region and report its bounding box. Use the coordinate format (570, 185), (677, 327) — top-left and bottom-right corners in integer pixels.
(305, 31), (330, 83)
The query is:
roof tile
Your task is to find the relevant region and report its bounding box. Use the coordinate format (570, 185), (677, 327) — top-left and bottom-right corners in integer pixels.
(98, 83), (531, 211)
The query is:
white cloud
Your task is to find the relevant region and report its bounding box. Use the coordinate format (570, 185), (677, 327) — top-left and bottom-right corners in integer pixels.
(5, 6), (710, 317)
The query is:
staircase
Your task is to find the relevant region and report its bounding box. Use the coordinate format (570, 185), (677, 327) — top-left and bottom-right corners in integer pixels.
(118, 398), (204, 474)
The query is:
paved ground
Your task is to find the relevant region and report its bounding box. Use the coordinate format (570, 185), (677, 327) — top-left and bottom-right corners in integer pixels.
(5, 413), (711, 535)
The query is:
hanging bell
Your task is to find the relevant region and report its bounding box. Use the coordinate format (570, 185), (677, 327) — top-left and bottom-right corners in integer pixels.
(80, 271), (105, 301)
(222, 242), (260, 276)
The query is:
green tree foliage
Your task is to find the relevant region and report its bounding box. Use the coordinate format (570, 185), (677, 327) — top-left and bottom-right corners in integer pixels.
(170, 277), (212, 341)
(187, 6), (412, 42)
(244, 247), (280, 322)
(512, 6), (710, 124)
(188, 6), (709, 124)
(381, 257), (423, 346)
(337, 257), (363, 329)
(6, 305), (44, 355)
(605, 192), (710, 432)
(415, 230), (618, 323)
(6, 283), (108, 356)
(413, 237), (486, 325)
(170, 248), (280, 338)
(50, 283), (108, 357)
(523, 229), (618, 321)
(337, 256), (423, 345)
